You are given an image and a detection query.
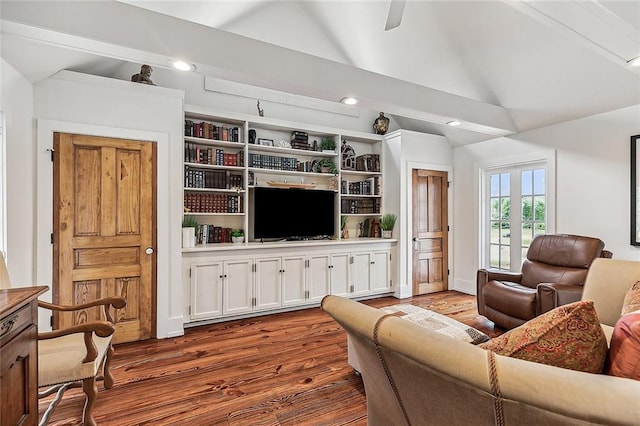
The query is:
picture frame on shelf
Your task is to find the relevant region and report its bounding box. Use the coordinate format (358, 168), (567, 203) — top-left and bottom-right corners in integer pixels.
(258, 138), (274, 146)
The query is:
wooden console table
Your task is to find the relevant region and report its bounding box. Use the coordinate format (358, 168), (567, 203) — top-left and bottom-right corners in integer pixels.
(0, 286), (48, 426)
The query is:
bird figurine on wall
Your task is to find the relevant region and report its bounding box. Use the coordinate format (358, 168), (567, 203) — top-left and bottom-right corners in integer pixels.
(257, 100), (264, 117)
(131, 64), (155, 85)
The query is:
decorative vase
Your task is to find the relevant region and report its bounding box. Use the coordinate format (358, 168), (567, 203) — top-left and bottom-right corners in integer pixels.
(373, 112), (390, 135)
(382, 230), (393, 239)
(182, 227), (196, 248)
(232, 236), (244, 244)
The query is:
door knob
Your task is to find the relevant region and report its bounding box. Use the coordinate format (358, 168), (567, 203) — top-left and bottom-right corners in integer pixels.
(145, 247), (154, 255)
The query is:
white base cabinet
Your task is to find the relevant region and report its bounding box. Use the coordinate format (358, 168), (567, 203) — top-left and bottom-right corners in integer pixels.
(184, 241), (396, 323)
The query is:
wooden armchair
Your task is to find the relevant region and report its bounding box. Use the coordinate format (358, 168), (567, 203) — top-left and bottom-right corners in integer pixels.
(0, 252), (126, 426)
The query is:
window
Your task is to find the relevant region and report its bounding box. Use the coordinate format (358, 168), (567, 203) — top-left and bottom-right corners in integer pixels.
(483, 160), (552, 271)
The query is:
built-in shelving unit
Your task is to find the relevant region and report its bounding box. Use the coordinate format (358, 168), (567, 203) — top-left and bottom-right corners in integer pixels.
(181, 106), (395, 325)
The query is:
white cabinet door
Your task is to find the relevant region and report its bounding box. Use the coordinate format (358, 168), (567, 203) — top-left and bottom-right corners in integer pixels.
(352, 252), (372, 295)
(255, 257), (282, 311)
(330, 252), (351, 297)
(308, 254), (331, 303)
(371, 250), (391, 292)
(223, 258), (254, 315)
(282, 255), (306, 307)
(190, 261), (223, 320)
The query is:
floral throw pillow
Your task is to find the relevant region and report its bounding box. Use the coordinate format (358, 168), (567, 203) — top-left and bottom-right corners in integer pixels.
(479, 300), (607, 373)
(621, 281), (640, 316)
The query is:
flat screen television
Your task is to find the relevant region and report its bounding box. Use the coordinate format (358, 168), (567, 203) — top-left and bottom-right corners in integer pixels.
(253, 187), (335, 240)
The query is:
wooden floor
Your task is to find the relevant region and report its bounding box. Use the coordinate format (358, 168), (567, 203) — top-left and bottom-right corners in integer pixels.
(39, 291), (500, 425)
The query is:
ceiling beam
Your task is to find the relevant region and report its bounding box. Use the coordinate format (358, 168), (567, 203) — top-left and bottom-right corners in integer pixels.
(1, 0), (518, 136)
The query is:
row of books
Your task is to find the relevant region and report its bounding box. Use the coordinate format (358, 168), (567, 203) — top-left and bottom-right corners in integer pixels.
(185, 144), (244, 166)
(185, 120), (241, 142)
(341, 198), (381, 214)
(184, 168), (243, 189)
(341, 176), (381, 195)
(355, 154), (381, 172)
(359, 218), (381, 238)
(248, 153), (298, 171)
(184, 193), (243, 213)
(196, 225), (234, 244)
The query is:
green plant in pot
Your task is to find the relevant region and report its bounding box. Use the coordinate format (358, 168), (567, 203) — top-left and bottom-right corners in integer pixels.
(182, 215), (198, 247)
(320, 137), (336, 153)
(231, 229), (245, 244)
(316, 158), (338, 175)
(380, 214), (397, 238)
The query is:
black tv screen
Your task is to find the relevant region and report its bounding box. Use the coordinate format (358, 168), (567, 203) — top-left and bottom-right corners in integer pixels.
(253, 187), (335, 240)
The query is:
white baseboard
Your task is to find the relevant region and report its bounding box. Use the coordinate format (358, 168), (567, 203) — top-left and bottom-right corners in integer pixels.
(453, 278), (476, 295)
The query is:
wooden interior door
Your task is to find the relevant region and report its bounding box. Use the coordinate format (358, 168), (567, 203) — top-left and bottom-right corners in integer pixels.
(412, 169), (448, 295)
(53, 133), (156, 343)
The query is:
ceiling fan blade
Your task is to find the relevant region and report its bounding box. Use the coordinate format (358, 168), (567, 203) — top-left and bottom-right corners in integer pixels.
(385, 0), (406, 31)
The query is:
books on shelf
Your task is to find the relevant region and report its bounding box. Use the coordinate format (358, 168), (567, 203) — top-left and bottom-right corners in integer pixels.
(341, 198), (381, 214)
(185, 120), (240, 142)
(355, 154), (380, 172)
(184, 193), (243, 213)
(195, 224), (233, 244)
(184, 143), (244, 166)
(184, 167), (243, 189)
(359, 218), (381, 238)
(341, 176), (381, 195)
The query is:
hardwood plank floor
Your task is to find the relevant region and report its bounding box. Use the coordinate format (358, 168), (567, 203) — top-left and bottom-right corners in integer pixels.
(39, 291), (500, 425)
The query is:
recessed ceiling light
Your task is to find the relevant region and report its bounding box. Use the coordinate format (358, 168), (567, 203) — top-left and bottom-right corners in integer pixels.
(340, 97), (359, 105)
(627, 57), (640, 67)
(446, 120), (462, 127)
(172, 60), (196, 72)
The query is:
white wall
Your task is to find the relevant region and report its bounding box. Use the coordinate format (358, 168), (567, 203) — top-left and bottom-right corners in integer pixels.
(383, 130), (452, 298)
(0, 58), (35, 287)
(453, 104), (640, 294)
(32, 71), (185, 338)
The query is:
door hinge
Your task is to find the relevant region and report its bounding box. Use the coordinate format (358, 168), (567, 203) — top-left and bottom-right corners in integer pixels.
(50, 316), (54, 327)
(389, 253), (392, 261)
(305, 259), (309, 268)
(252, 297), (256, 307)
(447, 181), (451, 188)
(390, 279), (392, 287)
(189, 268), (191, 277)
(448, 269), (450, 275)
(50, 233), (54, 244)
(349, 285), (354, 293)
(447, 225), (450, 232)
(252, 263), (256, 273)
(47, 148), (55, 162)
(188, 305), (191, 315)
(349, 256), (354, 264)
(304, 290), (309, 299)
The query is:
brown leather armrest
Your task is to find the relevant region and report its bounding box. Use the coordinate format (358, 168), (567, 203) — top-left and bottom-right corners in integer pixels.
(477, 269), (523, 316)
(536, 283), (584, 315)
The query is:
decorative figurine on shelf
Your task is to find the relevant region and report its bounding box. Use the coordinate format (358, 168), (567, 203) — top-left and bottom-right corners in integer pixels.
(257, 100), (264, 117)
(373, 112), (390, 135)
(341, 140), (356, 170)
(131, 64), (155, 85)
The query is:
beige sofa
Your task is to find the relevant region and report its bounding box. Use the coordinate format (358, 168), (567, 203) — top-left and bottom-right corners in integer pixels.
(322, 258), (640, 425)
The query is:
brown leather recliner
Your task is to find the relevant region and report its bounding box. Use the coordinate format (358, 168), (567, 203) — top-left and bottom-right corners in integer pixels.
(477, 234), (606, 330)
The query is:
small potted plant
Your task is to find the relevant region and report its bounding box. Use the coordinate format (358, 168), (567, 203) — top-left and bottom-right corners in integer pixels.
(380, 213), (397, 238)
(316, 158), (338, 175)
(320, 137), (336, 153)
(231, 229), (245, 244)
(182, 215), (198, 247)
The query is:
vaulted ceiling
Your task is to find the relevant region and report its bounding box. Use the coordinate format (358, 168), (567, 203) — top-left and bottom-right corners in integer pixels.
(1, 1), (639, 146)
